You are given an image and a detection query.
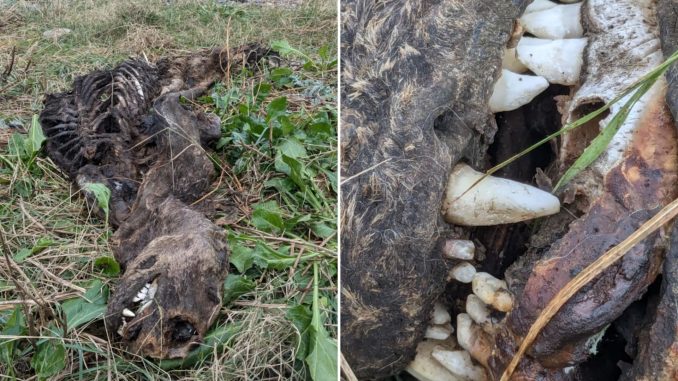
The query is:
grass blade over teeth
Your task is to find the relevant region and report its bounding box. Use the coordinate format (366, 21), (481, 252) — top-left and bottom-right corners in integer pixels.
(454, 49), (678, 200)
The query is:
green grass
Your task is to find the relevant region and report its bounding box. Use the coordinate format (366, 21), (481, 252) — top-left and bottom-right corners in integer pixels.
(0, 0), (337, 380)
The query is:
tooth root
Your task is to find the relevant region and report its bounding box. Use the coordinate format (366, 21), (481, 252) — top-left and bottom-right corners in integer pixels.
(425, 324), (454, 341)
(431, 348), (488, 381)
(516, 37), (587, 86)
(471, 272), (514, 313)
(443, 164), (560, 226)
(520, 2), (583, 39)
(501, 48), (528, 73)
(456, 313), (492, 368)
(122, 308), (135, 318)
(432, 302), (452, 325)
(406, 341), (461, 381)
(523, 0), (558, 14)
(489, 69), (549, 112)
(443, 239), (475, 260)
(448, 262), (476, 284)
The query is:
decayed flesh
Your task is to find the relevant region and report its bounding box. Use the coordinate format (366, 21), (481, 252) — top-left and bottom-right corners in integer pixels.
(409, 0), (678, 379)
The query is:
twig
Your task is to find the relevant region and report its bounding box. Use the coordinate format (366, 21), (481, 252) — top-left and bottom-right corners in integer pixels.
(341, 351), (359, 381)
(2, 46), (16, 80)
(500, 197), (678, 381)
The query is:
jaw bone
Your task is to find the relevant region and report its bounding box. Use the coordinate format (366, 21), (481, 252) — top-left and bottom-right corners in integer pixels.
(442, 163), (560, 226)
(515, 37), (587, 86)
(520, 1), (583, 39)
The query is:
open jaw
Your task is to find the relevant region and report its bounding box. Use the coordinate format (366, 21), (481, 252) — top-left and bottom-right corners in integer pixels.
(407, 1), (678, 380)
(340, 0), (678, 379)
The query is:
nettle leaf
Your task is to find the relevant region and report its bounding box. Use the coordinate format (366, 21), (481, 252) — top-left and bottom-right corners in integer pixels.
(94, 256), (120, 277)
(223, 274), (255, 305)
(82, 182), (111, 222)
(251, 200), (285, 233)
(286, 304), (312, 360)
(31, 338), (66, 381)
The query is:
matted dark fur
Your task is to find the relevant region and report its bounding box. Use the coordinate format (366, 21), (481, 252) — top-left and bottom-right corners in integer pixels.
(40, 44), (269, 359)
(340, 0), (529, 378)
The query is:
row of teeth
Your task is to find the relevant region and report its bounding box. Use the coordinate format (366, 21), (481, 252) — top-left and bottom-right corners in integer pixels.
(408, 240), (512, 381)
(422, 2), (586, 377)
(490, 0), (586, 113)
(116, 281), (157, 336)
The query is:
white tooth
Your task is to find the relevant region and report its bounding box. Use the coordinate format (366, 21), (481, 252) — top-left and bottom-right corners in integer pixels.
(449, 262), (476, 284)
(501, 48), (528, 73)
(138, 300), (152, 314)
(523, 0), (558, 14)
(442, 164), (560, 226)
(133, 295), (142, 303)
(455, 313), (491, 367)
(122, 308), (136, 318)
(466, 294), (492, 326)
(489, 69), (549, 112)
(471, 272), (514, 312)
(443, 239), (475, 260)
(425, 324), (454, 340)
(147, 281), (157, 300)
(520, 2), (583, 39)
(117, 326), (124, 336)
(432, 302), (452, 325)
(406, 341), (461, 381)
(432, 348), (488, 381)
(516, 37), (587, 86)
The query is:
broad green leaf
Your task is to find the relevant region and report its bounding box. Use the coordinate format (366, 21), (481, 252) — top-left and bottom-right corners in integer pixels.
(13, 248), (32, 263)
(94, 256), (120, 277)
(251, 200), (285, 233)
(159, 323), (242, 370)
(229, 242), (255, 273)
(306, 262), (337, 381)
(0, 307), (25, 373)
(32, 237), (54, 254)
(310, 222), (335, 239)
(271, 40), (311, 62)
(282, 154), (309, 191)
(61, 280), (108, 330)
(223, 274), (255, 305)
(8, 133), (27, 160)
(31, 338), (66, 381)
(286, 304), (312, 360)
(82, 182), (111, 222)
(25, 115), (46, 157)
(278, 138), (307, 158)
(266, 96), (288, 123)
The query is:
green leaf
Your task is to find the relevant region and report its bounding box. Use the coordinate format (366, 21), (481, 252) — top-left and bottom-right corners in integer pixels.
(25, 114), (46, 158)
(271, 40), (312, 62)
(229, 241), (255, 273)
(31, 338), (66, 381)
(94, 256), (120, 277)
(286, 304), (312, 360)
(0, 308), (25, 374)
(8, 133), (27, 161)
(82, 182), (111, 222)
(310, 222), (335, 239)
(61, 280), (108, 330)
(278, 138), (307, 158)
(306, 262), (337, 381)
(32, 237), (54, 254)
(223, 274), (255, 305)
(266, 96), (288, 123)
(554, 79), (655, 191)
(251, 200), (285, 233)
(282, 154), (309, 191)
(13, 248), (32, 263)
